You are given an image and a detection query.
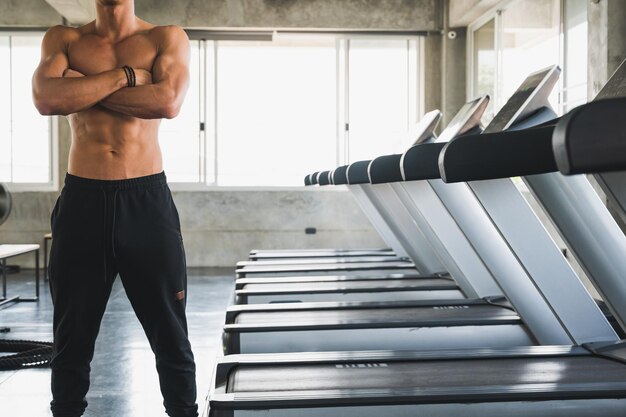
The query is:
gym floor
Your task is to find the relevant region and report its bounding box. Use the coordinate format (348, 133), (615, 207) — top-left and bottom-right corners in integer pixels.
(0, 267), (234, 417)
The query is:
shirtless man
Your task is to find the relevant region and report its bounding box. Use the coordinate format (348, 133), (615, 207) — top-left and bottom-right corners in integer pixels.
(32, 1), (197, 416)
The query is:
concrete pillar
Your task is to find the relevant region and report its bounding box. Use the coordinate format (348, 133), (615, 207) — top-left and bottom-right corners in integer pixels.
(424, 0), (466, 131)
(424, 34), (443, 124)
(442, 26), (467, 127)
(587, 0), (626, 99)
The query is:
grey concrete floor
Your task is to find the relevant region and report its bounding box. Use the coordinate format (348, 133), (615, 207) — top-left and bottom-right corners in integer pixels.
(0, 267), (234, 417)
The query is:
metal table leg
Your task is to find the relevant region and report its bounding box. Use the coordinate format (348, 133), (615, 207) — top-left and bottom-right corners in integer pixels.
(0, 258), (19, 309)
(43, 237), (48, 280)
(35, 249), (40, 299)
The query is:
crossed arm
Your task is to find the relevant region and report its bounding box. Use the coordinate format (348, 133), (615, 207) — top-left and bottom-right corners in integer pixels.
(32, 25), (190, 119)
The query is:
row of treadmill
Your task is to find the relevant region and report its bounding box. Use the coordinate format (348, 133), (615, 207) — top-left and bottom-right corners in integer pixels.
(204, 61), (626, 416)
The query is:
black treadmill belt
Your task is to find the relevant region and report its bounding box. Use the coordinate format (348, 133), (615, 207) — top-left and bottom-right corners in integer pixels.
(239, 261), (415, 273)
(242, 256), (403, 265)
(251, 249), (394, 255)
(240, 278), (456, 292)
(236, 272), (427, 284)
(228, 356), (626, 393)
(251, 250), (396, 259)
(233, 304), (517, 325)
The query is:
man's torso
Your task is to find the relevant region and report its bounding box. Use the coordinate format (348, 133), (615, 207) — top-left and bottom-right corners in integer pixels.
(63, 21), (166, 179)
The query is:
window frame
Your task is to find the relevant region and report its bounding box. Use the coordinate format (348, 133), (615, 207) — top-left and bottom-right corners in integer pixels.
(0, 30), (59, 193)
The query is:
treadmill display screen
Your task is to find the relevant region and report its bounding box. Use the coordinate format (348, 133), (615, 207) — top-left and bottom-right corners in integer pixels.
(483, 69), (553, 134)
(595, 60), (626, 100)
(436, 96), (489, 143)
(404, 109), (442, 148)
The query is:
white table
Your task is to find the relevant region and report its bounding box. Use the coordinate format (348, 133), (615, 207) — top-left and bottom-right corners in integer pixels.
(0, 244), (40, 309)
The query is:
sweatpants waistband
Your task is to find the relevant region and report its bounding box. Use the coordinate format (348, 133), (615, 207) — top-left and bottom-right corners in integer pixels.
(64, 172), (167, 190)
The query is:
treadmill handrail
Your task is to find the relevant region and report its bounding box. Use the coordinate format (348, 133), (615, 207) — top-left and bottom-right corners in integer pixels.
(368, 154), (404, 184)
(318, 170), (332, 186)
(554, 97), (626, 175)
(401, 143), (447, 181)
(438, 123), (558, 183)
(347, 160), (372, 184)
(332, 165), (349, 184)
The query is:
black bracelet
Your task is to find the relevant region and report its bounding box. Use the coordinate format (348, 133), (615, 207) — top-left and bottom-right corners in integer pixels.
(122, 66), (130, 86)
(122, 65), (136, 87)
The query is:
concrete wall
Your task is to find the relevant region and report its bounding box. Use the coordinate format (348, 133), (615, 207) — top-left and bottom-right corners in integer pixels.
(587, 0), (626, 99)
(0, 0), (62, 26)
(449, 0), (500, 27)
(136, 0), (440, 30)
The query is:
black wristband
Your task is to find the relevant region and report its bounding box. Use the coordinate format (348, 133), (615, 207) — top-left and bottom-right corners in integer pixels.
(122, 65), (136, 87)
(122, 65), (131, 87)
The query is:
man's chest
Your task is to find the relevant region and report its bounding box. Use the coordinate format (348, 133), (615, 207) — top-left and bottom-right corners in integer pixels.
(67, 33), (159, 75)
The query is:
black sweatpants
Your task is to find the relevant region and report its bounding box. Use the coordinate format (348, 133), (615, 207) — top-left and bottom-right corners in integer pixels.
(48, 172), (198, 417)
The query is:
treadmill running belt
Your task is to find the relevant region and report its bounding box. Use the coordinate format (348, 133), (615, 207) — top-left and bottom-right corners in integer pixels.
(251, 250), (395, 258)
(240, 278), (456, 292)
(233, 304), (517, 325)
(228, 356), (626, 393)
(238, 261), (415, 273)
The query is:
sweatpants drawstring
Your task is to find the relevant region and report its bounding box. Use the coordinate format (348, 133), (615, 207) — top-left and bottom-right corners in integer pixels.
(111, 189), (119, 259)
(101, 187), (107, 284)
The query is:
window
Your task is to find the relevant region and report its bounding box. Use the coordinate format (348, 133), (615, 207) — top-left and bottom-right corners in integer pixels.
(347, 39), (416, 162)
(0, 33), (55, 189)
(469, 0), (588, 119)
(159, 40), (203, 183)
(163, 34), (423, 187)
(215, 37), (337, 186)
(562, 0), (588, 111)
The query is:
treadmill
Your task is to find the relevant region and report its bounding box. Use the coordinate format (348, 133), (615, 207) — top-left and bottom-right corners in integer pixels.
(224, 97), (537, 354)
(206, 67), (626, 417)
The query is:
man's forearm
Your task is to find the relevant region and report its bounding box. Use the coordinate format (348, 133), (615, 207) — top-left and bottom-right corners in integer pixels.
(98, 83), (179, 119)
(33, 69), (128, 116)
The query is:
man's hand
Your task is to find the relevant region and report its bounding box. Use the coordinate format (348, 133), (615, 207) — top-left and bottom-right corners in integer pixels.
(134, 68), (153, 86)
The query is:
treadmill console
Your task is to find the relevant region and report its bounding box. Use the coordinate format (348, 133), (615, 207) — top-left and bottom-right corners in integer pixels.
(484, 66), (560, 134)
(406, 109), (442, 148)
(436, 95), (490, 143)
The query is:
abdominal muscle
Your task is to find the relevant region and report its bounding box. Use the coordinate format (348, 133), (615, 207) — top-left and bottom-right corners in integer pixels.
(67, 106), (163, 180)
